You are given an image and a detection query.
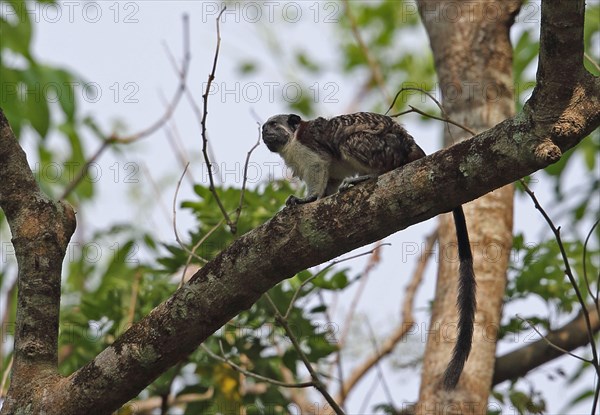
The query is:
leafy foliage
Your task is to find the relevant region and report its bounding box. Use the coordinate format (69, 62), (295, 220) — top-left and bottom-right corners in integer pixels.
(0, 0), (102, 204)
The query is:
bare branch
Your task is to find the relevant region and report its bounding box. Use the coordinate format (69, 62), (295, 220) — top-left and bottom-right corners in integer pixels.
(341, 0), (390, 103)
(141, 162), (174, 226)
(126, 271), (142, 328)
(339, 242), (384, 345)
(265, 294), (346, 415)
(200, 7), (234, 231)
(60, 139), (111, 200)
(386, 87), (477, 138)
(171, 162), (221, 285)
(232, 122), (263, 230)
(520, 180), (599, 367)
(517, 315), (591, 363)
(335, 242), (384, 400)
(520, 179), (600, 411)
(115, 15), (190, 144)
(163, 116), (194, 185)
(285, 245), (389, 320)
(386, 87), (447, 119)
(130, 391), (214, 415)
(338, 232), (436, 403)
(365, 319), (397, 407)
(528, 0), (599, 139)
(200, 344), (313, 389)
(61, 14), (192, 200)
(583, 219), (600, 317)
(493, 301), (600, 385)
(178, 219), (223, 288)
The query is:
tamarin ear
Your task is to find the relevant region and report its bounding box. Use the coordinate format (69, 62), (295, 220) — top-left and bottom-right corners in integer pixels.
(287, 114), (302, 131)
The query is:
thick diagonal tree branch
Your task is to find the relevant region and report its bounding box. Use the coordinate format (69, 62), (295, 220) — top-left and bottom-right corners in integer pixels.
(43, 93), (599, 413)
(0, 0), (598, 414)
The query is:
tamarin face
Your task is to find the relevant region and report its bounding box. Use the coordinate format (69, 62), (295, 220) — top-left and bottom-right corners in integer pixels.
(262, 114), (301, 152)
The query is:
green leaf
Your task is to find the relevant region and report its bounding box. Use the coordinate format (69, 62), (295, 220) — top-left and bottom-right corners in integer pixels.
(1, 1), (33, 58)
(40, 65), (78, 121)
(311, 268), (350, 290)
(295, 51), (320, 72)
(21, 65), (51, 137)
(238, 61), (258, 74)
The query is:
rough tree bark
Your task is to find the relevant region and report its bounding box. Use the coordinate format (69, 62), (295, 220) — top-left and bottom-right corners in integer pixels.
(0, 0), (598, 414)
(416, 1), (520, 413)
(0, 113), (77, 410)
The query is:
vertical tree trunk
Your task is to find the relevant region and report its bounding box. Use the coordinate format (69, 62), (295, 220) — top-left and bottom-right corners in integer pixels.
(416, 1), (521, 412)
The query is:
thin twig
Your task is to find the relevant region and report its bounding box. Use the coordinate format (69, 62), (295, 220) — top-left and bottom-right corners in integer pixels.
(520, 180), (600, 413)
(61, 14), (192, 200)
(232, 122), (262, 229)
(159, 361), (185, 415)
(337, 231), (437, 403)
(317, 289), (345, 407)
(341, 0), (390, 104)
(386, 87), (446, 119)
(178, 219), (223, 288)
(386, 87), (477, 141)
(520, 181), (597, 354)
(336, 242), (384, 403)
(172, 163), (209, 265)
(200, 344), (313, 389)
(339, 242), (383, 345)
(265, 294), (346, 415)
(516, 315), (591, 363)
(126, 271), (142, 328)
(184, 90), (222, 184)
(125, 391), (214, 414)
(161, 105), (194, 185)
(115, 15), (190, 144)
(200, 7), (234, 232)
(141, 162), (173, 227)
(582, 219), (600, 318)
(402, 231), (438, 322)
(284, 245), (390, 320)
(60, 140), (111, 199)
(361, 320), (396, 410)
(406, 105), (477, 137)
(161, 39), (182, 79)
(357, 370), (380, 414)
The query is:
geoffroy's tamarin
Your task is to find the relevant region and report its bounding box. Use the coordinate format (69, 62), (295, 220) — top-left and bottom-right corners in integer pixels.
(262, 112), (476, 389)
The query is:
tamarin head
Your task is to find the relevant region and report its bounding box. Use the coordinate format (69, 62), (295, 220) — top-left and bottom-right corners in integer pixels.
(262, 114), (302, 152)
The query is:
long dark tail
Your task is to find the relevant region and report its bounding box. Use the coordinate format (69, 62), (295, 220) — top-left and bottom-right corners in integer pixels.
(442, 206), (477, 389)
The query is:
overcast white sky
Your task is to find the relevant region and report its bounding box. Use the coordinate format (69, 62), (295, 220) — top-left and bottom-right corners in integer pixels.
(1, 1), (598, 413)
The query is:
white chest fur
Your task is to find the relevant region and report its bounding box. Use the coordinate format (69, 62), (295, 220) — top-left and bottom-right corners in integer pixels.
(279, 137), (328, 182)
